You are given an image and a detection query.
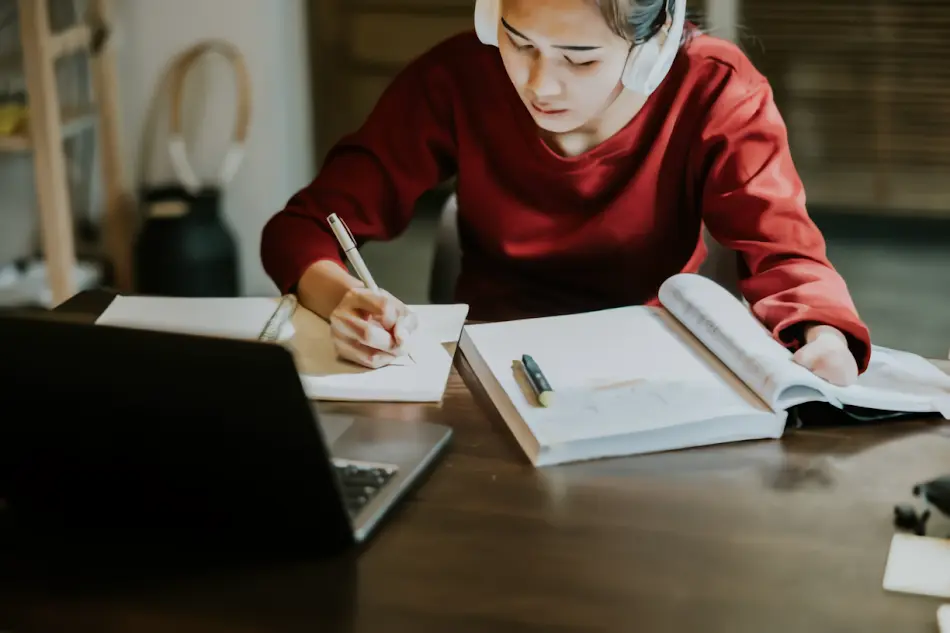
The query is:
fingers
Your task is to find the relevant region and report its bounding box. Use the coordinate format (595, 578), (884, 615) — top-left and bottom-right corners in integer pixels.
(393, 307), (419, 348)
(331, 310), (396, 353)
(330, 287), (417, 368)
(793, 339), (858, 387)
(791, 339), (824, 369)
(343, 288), (417, 346)
(333, 336), (397, 369)
(346, 289), (399, 329)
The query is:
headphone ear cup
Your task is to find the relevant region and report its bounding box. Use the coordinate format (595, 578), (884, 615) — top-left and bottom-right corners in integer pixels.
(621, 37), (661, 95)
(474, 0), (500, 46)
(624, 0), (688, 96)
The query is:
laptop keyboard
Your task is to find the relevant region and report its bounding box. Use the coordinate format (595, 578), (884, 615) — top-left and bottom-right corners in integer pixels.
(332, 459), (398, 516)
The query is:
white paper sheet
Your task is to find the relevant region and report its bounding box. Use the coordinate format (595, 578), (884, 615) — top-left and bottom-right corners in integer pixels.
(883, 533), (950, 599)
(289, 302), (470, 402)
(96, 296), (287, 340)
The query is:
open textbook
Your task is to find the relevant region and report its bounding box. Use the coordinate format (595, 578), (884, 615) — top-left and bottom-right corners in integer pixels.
(459, 273), (950, 466)
(95, 295), (469, 402)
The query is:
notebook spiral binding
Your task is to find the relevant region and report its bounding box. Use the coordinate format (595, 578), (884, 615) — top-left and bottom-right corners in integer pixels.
(258, 294), (298, 342)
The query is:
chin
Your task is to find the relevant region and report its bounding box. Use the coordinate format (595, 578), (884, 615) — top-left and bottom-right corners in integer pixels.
(526, 108), (585, 134)
(533, 117), (584, 134)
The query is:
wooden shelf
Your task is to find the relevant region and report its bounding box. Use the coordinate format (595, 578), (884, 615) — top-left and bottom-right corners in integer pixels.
(1, 0), (130, 306)
(49, 24), (92, 59)
(0, 106), (97, 153)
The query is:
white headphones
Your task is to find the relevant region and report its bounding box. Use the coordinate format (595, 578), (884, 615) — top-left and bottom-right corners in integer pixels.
(167, 40), (252, 195)
(474, 0), (687, 97)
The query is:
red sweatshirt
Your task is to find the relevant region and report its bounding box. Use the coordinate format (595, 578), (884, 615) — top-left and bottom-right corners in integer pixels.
(261, 30), (871, 371)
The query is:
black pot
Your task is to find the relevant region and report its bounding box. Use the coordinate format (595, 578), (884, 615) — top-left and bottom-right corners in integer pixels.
(134, 185), (240, 297)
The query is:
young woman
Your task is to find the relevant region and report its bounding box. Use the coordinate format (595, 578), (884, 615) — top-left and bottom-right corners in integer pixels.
(260, 0), (870, 386)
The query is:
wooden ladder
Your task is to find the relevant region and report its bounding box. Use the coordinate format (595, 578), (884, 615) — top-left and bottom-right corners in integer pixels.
(0, 0), (130, 305)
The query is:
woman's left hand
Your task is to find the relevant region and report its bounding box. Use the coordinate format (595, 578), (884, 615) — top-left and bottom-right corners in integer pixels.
(792, 324), (859, 386)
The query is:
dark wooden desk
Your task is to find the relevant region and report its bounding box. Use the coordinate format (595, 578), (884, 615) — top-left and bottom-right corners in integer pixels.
(2, 290), (949, 633)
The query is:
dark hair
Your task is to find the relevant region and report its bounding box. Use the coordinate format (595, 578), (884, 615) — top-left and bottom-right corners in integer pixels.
(597, 0), (675, 44)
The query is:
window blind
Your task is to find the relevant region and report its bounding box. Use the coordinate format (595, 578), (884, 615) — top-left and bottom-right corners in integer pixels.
(738, 0), (950, 215)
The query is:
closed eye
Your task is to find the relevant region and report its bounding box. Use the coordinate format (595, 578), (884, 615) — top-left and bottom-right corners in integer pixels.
(506, 33), (533, 51)
(566, 58), (598, 68)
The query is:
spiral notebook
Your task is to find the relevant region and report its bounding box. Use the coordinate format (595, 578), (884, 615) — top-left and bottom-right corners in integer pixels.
(95, 295), (470, 402)
(95, 294), (299, 341)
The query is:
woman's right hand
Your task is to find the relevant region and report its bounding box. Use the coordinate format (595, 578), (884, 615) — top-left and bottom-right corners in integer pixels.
(328, 287), (418, 368)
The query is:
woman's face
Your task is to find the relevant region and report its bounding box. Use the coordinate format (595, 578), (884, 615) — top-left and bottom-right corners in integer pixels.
(497, 0), (632, 134)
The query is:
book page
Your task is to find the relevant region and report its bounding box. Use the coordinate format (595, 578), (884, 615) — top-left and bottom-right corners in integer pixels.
(658, 274), (837, 410)
(460, 305), (771, 448)
(96, 295), (292, 340)
(826, 345), (950, 415)
(660, 274), (950, 417)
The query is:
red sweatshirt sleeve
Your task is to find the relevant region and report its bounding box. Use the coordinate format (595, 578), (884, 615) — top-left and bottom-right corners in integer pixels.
(260, 45), (459, 294)
(695, 66), (872, 372)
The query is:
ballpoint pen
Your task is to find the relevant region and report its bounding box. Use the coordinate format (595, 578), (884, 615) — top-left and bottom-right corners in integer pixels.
(327, 213), (378, 291)
(326, 213), (412, 360)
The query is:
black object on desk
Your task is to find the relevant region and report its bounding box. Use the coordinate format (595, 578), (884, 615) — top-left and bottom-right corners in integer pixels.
(894, 474), (950, 537)
(521, 354), (554, 407)
(0, 310), (452, 565)
(790, 401), (942, 427)
(135, 185), (241, 297)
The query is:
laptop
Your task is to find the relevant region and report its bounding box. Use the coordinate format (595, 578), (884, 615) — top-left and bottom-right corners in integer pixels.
(0, 311), (452, 558)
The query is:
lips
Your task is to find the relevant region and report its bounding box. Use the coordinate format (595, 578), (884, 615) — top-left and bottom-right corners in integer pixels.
(530, 102), (568, 116)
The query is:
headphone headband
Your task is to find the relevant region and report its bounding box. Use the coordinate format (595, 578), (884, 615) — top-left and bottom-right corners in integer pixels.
(473, 0), (686, 97)
(167, 39), (252, 194)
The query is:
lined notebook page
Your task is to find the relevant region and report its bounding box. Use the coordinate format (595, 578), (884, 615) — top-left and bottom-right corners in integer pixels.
(96, 296), (287, 340)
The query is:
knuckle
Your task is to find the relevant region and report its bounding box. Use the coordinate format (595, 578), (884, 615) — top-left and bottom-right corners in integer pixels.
(354, 324), (374, 344)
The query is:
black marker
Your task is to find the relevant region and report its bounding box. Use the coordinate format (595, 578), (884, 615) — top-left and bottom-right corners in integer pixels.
(521, 354), (554, 407)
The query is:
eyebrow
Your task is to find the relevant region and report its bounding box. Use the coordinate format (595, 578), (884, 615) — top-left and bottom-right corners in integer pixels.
(500, 18), (601, 51)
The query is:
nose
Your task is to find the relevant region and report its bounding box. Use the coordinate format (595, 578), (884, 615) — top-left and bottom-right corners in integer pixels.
(526, 56), (560, 100)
